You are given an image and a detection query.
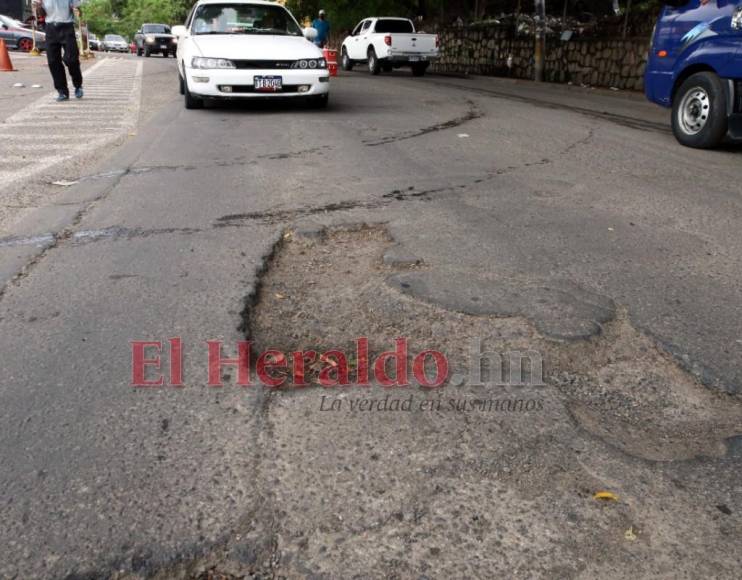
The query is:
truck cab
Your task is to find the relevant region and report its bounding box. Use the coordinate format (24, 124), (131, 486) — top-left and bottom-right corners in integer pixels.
(645, 0), (742, 148)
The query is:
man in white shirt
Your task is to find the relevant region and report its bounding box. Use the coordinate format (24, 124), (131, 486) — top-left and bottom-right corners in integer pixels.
(33, 0), (83, 101)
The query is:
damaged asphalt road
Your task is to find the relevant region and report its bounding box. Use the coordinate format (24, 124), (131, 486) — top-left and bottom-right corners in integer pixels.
(0, 59), (741, 579)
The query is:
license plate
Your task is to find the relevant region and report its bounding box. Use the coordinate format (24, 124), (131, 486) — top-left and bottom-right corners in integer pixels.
(254, 76), (283, 93)
(409, 56), (421, 62)
(160, 45), (168, 49)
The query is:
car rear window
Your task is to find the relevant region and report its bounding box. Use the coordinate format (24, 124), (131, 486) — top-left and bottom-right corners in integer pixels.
(374, 20), (414, 34)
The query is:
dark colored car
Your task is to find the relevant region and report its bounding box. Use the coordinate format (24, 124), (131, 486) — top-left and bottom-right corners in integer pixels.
(134, 23), (177, 57)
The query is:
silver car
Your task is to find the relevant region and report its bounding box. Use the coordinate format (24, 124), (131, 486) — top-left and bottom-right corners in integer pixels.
(0, 14), (46, 52)
(102, 34), (129, 52)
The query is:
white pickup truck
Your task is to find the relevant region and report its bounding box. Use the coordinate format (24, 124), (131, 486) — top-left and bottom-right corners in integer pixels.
(340, 17), (439, 77)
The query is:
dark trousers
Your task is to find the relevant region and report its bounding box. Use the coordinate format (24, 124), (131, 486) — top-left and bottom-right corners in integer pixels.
(45, 22), (82, 95)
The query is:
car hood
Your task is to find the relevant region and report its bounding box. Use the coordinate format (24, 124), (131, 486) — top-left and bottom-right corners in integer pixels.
(146, 33), (175, 39)
(191, 34), (321, 60)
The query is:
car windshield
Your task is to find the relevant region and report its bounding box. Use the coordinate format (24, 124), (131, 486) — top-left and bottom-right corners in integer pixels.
(143, 25), (171, 34)
(192, 3), (302, 36)
(106, 35), (125, 41)
(374, 20), (414, 34)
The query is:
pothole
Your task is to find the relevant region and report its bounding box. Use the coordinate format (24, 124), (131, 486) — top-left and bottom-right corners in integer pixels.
(181, 223), (742, 579)
(250, 223), (741, 463)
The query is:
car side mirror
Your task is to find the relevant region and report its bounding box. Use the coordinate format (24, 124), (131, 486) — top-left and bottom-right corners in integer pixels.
(303, 27), (318, 41)
(172, 25), (187, 37)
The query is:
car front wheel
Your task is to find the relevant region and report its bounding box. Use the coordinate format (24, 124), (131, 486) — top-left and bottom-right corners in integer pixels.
(307, 94), (329, 109)
(671, 72), (728, 149)
(184, 77), (203, 110)
(341, 48), (353, 71)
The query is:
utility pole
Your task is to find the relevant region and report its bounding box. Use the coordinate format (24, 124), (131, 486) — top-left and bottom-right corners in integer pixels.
(533, 0), (546, 82)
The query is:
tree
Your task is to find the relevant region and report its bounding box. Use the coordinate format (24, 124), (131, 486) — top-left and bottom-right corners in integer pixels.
(121, 0), (179, 37)
(81, 0), (118, 36)
(82, 0), (183, 38)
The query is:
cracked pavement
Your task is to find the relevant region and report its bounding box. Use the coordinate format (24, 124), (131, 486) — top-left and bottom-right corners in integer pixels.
(0, 56), (741, 578)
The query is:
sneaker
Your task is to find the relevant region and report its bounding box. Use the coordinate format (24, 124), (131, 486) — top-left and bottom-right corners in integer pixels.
(55, 92), (69, 102)
(74, 87), (84, 99)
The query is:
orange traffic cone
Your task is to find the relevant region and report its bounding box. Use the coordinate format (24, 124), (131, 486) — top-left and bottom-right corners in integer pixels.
(0, 39), (17, 72)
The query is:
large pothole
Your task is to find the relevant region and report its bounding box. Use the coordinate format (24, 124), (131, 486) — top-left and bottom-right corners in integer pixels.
(188, 223), (742, 579)
(250, 224), (740, 463)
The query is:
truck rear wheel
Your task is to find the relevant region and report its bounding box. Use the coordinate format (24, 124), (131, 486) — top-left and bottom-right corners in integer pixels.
(368, 48), (381, 75)
(411, 62), (429, 77)
(672, 72), (728, 149)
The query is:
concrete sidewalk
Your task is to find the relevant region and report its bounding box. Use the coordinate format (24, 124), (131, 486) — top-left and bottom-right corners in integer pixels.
(0, 52), (104, 121)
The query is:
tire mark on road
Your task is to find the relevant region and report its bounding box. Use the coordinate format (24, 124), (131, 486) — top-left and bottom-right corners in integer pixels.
(363, 100), (483, 146)
(422, 78), (670, 134)
(215, 157), (551, 226)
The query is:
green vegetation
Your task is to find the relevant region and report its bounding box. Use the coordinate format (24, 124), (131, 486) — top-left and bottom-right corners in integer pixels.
(286, 1), (449, 31)
(81, 0), (194, 38)
(81, 0), (447, 38)
(80, 0), (663, 39)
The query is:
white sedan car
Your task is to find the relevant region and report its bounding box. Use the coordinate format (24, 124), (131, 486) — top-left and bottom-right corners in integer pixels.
(173, 0), (330, 109)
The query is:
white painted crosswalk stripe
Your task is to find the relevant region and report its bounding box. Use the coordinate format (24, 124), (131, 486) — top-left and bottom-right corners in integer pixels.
(0, 58), (143, 189)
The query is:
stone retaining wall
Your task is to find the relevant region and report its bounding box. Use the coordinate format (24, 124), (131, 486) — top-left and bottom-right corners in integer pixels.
(433, 26), (651, 91)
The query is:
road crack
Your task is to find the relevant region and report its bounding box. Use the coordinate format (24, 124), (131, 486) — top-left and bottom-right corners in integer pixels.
(215, 157), (551, 227)
(363, 100), (482, 146)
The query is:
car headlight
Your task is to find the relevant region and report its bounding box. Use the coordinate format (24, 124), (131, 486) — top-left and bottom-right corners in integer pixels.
(733, 7), (742, 30)
(145, 35), (155, 43)
(291, 59), (327, 70)
(191, 57), (235, 69)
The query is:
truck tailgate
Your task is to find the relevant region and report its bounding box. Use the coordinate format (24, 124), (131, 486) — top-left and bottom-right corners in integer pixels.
(388, 34), (438, 57)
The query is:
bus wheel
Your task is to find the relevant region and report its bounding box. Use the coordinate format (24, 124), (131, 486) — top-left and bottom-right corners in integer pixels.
(672, 72), (728, 149)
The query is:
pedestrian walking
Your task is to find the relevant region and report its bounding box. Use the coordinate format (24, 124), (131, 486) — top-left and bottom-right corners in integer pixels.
(312, 9), (330, 49)
(33, 0), (83, 102)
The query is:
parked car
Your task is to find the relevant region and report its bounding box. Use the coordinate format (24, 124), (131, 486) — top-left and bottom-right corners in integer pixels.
(102, 34), (129, 52)
(134, 23), (177, 57)
(88, 32), (101, 51)
(0, 14), (45, 52)
(341, 17), (439, 76)
(173, 0), (330, 110)
(645, 0), (742, 148)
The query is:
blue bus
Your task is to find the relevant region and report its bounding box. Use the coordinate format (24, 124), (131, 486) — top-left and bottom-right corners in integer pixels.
(645, 0), (742, 148)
